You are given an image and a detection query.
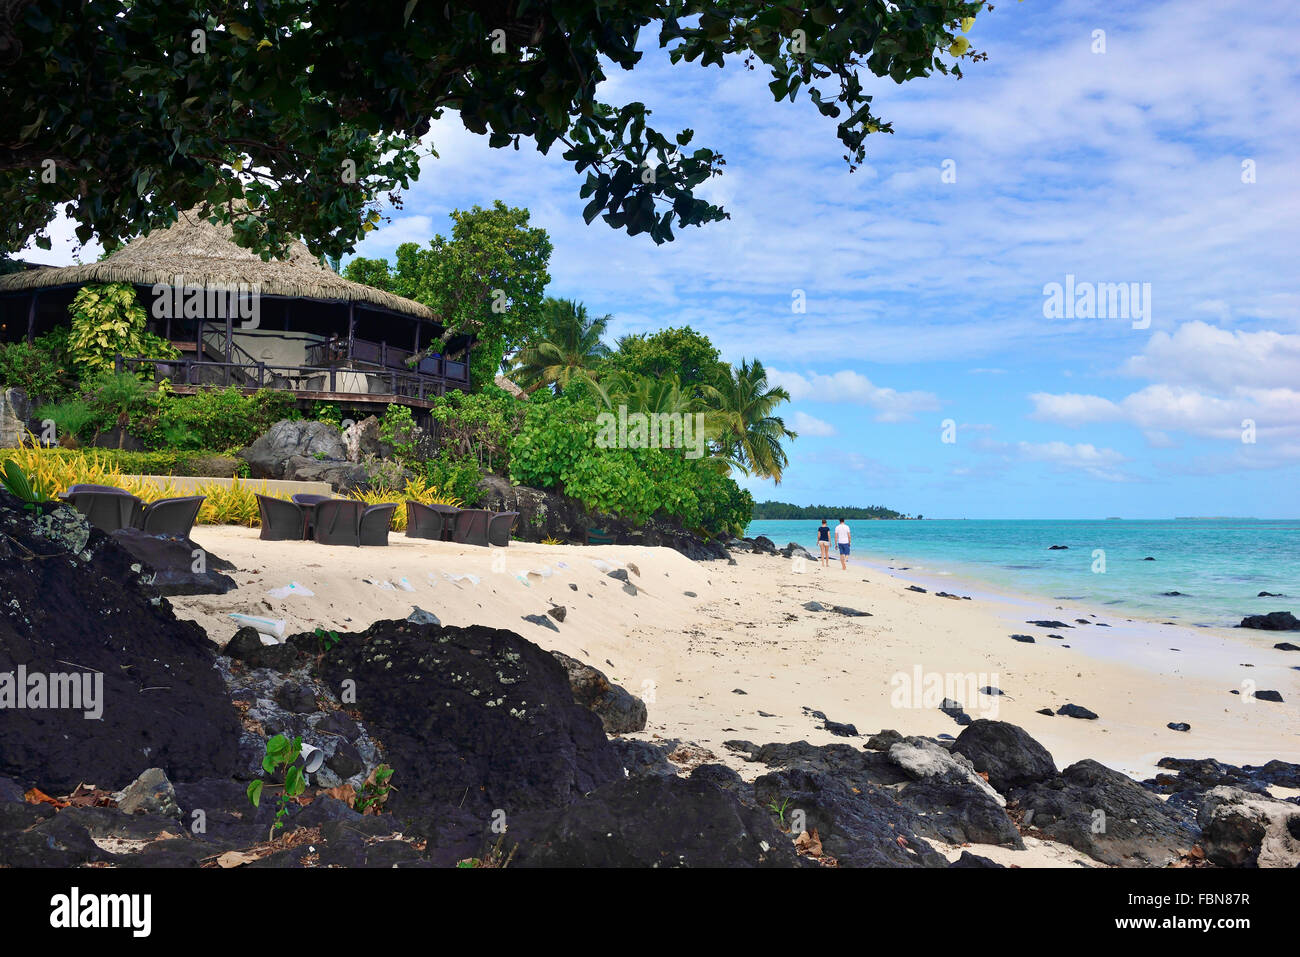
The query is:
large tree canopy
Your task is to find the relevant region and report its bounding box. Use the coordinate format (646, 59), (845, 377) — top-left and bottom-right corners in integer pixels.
(2, 0), (986, 259)
(343, 202), (553, 389)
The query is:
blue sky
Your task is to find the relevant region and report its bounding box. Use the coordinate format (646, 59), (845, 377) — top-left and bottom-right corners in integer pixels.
(31, 0), (1300, 518)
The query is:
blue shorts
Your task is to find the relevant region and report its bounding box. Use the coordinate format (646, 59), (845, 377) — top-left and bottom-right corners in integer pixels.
(838, 543), (850, 556)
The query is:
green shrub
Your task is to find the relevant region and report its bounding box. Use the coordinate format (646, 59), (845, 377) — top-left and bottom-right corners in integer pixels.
(0, 330), (74, 402)
(134, 386), (298, 451)
(378, 403), (419, 462)
(33, 398), (97, 445)
(426, 387), (520, 472)
(422, 454), (485, 506)
(66, 282), (178, 375)
(509, 392), (751, 536)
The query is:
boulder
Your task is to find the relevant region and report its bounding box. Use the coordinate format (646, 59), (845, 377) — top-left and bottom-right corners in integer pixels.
(312, 620), (624, 819)
(741, 741), (950, 866)
(550, 651), (647, 734)
(751, 535), (778, 555)
(1010, 760), (1199, 866)
(238, 420), (347, 479)
(114, 768), (181, 819)
(1239, 611), (1300, 631)
(888, 737), (1007, 808)
(281, 454), (370, 492)
(0, 492), (242, 793)
(1197, 786), (1300, 867)
(519, 775), (798, 868)
(953, 720), (1058, 793)
(0, 387), (32, 447)
(109, 528), (238, 596)
(342, 415), (390, 462)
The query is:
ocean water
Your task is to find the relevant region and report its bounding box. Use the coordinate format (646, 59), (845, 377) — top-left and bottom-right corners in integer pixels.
(744, 519), (1300, 628)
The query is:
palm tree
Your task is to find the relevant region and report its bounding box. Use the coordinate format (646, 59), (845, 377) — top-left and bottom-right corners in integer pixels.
(510, 298), (612, 394)
(708, 358), (797, 483)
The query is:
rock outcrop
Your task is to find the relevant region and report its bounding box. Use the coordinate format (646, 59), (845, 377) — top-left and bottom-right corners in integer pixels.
(550, 651), (648, 734)
(0, 492), (242, 793)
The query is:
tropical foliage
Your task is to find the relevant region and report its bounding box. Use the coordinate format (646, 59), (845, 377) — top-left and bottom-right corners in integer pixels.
(343, 202), (552, 389)
(65, 283), (178, 375)
(5, 0), (985, 258)
(510, 298), (612, 395)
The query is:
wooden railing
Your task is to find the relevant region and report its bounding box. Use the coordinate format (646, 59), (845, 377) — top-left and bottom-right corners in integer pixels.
(303, 335), (469, 384)
(116, 356), (458, 401)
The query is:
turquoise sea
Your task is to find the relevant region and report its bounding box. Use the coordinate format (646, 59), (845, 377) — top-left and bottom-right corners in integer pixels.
(744, 519), (1299, 629)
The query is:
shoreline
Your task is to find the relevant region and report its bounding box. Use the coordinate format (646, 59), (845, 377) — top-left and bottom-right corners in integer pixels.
(174, 527), (1300, 788)
(746, 519), (1299, 632)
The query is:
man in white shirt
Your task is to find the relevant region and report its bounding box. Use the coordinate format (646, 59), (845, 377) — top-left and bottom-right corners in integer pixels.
(834, 518), (851, 570)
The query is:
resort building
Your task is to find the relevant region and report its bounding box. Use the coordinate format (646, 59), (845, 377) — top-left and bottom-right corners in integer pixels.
(0, 208), (473, 415)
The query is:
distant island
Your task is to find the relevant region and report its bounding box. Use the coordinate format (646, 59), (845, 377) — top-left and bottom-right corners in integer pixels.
(752, 501), (915, 520)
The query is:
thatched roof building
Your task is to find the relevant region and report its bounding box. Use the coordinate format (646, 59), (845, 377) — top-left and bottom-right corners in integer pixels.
(0, 207), (433, 319)
(0, 208), (472, 409)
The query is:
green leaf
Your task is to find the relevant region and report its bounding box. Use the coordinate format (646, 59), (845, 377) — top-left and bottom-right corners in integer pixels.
(246, 779), (263, 807)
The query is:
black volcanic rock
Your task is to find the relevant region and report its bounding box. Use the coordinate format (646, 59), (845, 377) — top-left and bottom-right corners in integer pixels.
(519, 775), (797, 868)
(953, 720), (1058, 792)
(0, 492), (241, 793)
(109, 528), (238, 596)
(1011, 760), (1199, 867)
(550, 650), (647, 735)
(309, 620), (624, 820)
(1056, 703), (1099, 719)
(1240, 611), (1300, 631)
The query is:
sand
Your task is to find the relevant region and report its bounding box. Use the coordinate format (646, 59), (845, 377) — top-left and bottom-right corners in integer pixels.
(172, 527), (1300, 866)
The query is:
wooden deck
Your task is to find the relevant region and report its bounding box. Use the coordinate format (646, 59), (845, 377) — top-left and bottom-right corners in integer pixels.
(165, 381), (443, 410)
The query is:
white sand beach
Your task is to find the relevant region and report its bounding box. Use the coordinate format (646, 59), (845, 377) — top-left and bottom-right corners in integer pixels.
(175, 528), (1300, 787)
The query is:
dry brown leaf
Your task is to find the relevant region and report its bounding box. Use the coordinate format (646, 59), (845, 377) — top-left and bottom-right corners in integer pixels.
(24, 787), (68, 808)
(322, 785), (355, 808)
(215, 850), (260, 868)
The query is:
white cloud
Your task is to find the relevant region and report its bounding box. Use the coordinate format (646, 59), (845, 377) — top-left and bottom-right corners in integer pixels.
(789, 411), (836, 437)
(1029, 322), (1300, 455)
(769, 368), (942, 422)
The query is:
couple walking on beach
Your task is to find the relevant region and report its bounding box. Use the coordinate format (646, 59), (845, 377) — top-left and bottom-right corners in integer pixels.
(817, 519), (851, 570)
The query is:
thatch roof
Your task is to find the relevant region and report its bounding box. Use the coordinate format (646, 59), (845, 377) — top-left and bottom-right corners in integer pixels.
(0, 208), (435, 321)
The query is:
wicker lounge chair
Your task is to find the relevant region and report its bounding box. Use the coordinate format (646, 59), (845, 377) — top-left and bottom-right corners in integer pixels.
(292, 493), (334, 538)
(404, 501), (462, 541)
(451, 508), (492, 547)
(312, 499), (366, 546)
(60, 483), (135, 498)
(359, 503), (398, 546)
(257, 494), (307, 541)
(65, 489), (144, 533)
(486, 511), (519, 547)
(138, 495), (206, 538)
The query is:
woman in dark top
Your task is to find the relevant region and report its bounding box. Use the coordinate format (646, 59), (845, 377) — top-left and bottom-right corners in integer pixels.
(817, 519), (831, 567)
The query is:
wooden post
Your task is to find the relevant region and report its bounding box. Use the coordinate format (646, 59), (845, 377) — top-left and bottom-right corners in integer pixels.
(347, 302), (355, 357)
(25, 291), (38, 342)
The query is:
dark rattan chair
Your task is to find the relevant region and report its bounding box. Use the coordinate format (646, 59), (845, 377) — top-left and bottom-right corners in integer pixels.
(359, 503), (398, 546)
(257, 494), (307, 541)
(451, 508), (491, 547)
(486, 511), (519, 547)
(138, 495), (206, 538)
(404, 501), (462, 541)
(66, 490), (144, 533)
(312, 499), (366, 546)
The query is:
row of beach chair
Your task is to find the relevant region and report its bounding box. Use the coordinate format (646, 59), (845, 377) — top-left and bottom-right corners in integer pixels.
(256, 494), (518, 548)
(58, 484), (204, 538)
